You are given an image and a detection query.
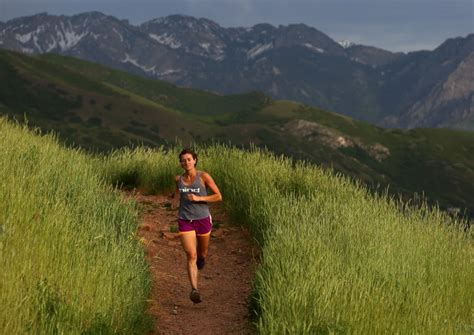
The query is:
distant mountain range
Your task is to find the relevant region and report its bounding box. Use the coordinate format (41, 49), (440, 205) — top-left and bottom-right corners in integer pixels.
(1, 12), (473, 130)
(1, 49), (473, 218)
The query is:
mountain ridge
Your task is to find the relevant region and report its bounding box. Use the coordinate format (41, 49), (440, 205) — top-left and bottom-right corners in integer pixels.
(2, 12), (472, 130)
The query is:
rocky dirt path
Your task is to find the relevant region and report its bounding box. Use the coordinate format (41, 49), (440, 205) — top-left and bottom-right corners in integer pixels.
(130, 191), (259, 335)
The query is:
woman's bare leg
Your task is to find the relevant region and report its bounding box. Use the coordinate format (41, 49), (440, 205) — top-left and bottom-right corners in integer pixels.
(180, 232), (198, 289)
(197, 234), (210, 259)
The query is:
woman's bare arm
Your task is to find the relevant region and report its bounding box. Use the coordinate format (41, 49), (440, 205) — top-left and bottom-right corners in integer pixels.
(186, 172), (222, 202)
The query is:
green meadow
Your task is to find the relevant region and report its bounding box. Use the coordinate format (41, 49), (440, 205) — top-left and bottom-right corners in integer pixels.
(1, 118), (472, 334)
(0, 119), (151, 334)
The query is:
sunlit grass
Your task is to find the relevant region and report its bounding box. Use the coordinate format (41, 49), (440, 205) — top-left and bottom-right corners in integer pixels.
(0, 119), (151, 334)
(1, 117), (472, 334)
(102, 144), (473, 334)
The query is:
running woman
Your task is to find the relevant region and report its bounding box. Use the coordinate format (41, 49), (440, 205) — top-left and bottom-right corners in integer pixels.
(175, 148), (222, 303)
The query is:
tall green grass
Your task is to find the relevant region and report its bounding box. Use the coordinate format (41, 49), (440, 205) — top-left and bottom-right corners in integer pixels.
(2, 117), (472, 334)
(101, 145), (473, 334)
(0, 119), (151, 334)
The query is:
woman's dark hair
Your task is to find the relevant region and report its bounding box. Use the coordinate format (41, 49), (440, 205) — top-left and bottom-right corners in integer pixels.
(179, 148), (198, 167)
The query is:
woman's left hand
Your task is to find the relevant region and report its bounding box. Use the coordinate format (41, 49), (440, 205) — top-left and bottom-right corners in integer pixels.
(187, 194), (200, 202)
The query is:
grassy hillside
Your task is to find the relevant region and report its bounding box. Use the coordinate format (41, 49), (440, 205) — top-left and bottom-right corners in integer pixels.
(40, 53), (270, 117)
(1, 118), (472, 333)
(1, 49), (473, 218)
(0, 49), (239, 150)
(100, 144), (473, 334)
(0, 119), (151, 334)
(231, 103), (474, 218)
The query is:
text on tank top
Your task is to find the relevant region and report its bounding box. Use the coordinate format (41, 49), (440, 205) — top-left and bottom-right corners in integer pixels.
(178, 171), (210, 220)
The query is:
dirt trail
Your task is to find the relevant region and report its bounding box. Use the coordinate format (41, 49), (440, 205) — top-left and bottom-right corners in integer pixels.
(130, 191), (259, 335)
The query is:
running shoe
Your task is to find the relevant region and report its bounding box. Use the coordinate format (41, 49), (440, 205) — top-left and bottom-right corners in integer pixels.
(190, 289), (202, 304)
(196, 257), (206, 270)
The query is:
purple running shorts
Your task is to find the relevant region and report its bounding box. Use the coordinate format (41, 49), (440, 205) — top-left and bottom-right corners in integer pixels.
(178, 216), (212, 236)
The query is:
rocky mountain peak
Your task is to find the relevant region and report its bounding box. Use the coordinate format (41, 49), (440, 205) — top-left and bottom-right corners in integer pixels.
(271, 23), (345, 56)
(1, 12), (472, 130)
(250, 23), (277, 33)
(346, 44), (403, 67)
(140, 15), (228, 60)
(0, 11), (139, 55)
(142, 15), (223, 34)
(73, 11), (108, 21)
(339, 39), (355, 49)
(433, 34), (474, 61)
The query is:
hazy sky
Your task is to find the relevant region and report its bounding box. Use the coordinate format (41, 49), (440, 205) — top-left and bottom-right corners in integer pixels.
(1, 0), (472, 52)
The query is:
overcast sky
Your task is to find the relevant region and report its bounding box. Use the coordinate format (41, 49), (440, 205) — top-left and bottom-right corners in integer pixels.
(1, 0), (472, 52)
